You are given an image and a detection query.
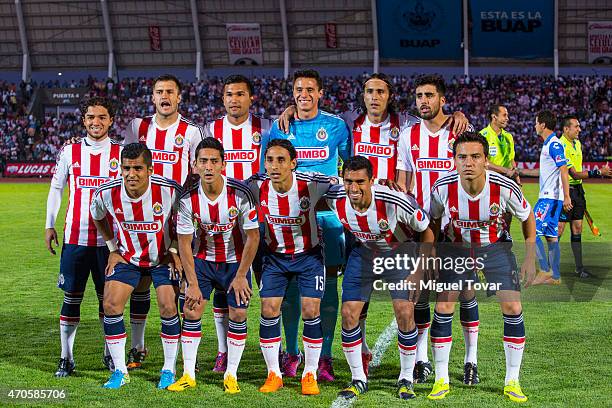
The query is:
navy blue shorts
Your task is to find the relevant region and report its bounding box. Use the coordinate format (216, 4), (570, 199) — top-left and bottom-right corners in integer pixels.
(58, 244), (108, 294)
(342, 245), (418, 302)
(106, 262), (178, 289)
(260, 246), (325, 299)
(437, 243), (521, 294)
(534, 198), (563, 238)
(194, 258), (252, 309)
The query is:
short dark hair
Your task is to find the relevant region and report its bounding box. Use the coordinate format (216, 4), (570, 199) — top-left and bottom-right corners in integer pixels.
(195, 137), (225, 161)
(536, 110), (556, 131)
(293, 69), (323, 91)
(342, 156), (373, 179)
(562, 114), (579, 129)
(79, 96), (116, 119)
(453, 131), (489, 158)
(153, 74), (182, 93)
(223, 74), (254, 96)
(264, 138), (297, 161)
(489, 104), (506, 120)
(414, 74), (446, 96)
(359, 72), (397, 114)
(121, 143), (152, 167)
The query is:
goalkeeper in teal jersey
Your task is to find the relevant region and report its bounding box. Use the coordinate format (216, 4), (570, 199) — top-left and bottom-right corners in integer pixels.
(263, 69), (350, 381)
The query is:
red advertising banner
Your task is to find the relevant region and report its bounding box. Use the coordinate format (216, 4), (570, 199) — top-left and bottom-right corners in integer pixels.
(149, 25), (162, 51)
(325, 23), (337, 48)
(3, 162), (56, 177)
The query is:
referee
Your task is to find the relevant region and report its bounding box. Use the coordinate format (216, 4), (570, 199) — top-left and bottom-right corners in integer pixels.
(480, 104), (520, 229)
(558, 115), (611, 278)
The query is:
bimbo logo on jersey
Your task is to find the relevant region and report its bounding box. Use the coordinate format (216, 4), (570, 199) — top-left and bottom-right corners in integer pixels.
(265, 214), (305, 226)
(354, 231), (387, 241)
(225, 149), (257, 162)
(121, 220), (162, 233)
(296, 146), (329, 160)
(453, 219), (491, 230)
(201, 222), (235, 234)
(416, 157), (453, 172)
(151, 149), (179, 164)
(76, 176), (110, 189)
(355, 142), (394, 158)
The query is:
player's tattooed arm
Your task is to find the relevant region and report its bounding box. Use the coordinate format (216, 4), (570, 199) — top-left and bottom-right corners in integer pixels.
(278, 104), (297, 134)
(229, 228), (259, 306)
(178, 233), (202, 309)
(521, 213), (537, 288)
(451, 111), (470, 135)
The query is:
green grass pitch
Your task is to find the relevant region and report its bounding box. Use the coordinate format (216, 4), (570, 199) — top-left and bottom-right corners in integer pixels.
(0, 182), (610, 407)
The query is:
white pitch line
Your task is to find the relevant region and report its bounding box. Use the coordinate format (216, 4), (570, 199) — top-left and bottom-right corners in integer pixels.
(330, 318), (398, 408)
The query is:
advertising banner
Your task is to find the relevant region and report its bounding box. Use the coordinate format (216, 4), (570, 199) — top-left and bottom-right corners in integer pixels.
(588, 21), (612, 64)
(376, 0), (463, 60)
(470, 0), (554, 58)
(4, 162), (56, 177)
(226, 23), (263, 65)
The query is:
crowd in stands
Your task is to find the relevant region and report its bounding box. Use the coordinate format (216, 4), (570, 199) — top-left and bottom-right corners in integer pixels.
(1, 74), (610, 173)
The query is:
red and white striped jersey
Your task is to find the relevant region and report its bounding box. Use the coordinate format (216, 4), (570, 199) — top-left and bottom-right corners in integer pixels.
(203, 114), (272, 180)
(247, 172), (333, 255)
(430, 171), (531, 245)
(90, 175), (181, 267)
(325, 184), (429, 252)
(51, 137), (122, 246)
(397, 120), (463, 212)
(345, 111), (419, 181)
(176, 176), (259, 263)
(125, 114), (204, 184)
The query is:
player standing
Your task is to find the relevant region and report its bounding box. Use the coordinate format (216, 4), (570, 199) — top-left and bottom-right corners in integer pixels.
(90, 143), (182, 389)
(530, 111), (572, 285)
(325, 156), (433, 401)
(265, 70), (350, 381)
(248, 139), (335, 395)
(427, 132), (536, 402)
(557, 115), (611, 277)
(202, 75), (272, 372)
(396, 75), (479, 384)
(170, 138), (259, 393)
(45, 97), (122, 377)
(122, 74), (204, 369)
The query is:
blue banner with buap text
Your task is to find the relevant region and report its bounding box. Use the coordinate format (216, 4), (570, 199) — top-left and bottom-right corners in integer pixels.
(470, 0), (554, 58)
(377, 0), (463, 60)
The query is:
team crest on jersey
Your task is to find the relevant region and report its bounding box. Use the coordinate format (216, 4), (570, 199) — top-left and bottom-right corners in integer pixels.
(489, 203), (501, 216)
(316, 127), (328, 141)
(448, 138), (455, 152)
(174, 134), (185, 147)
(109, 158), (119, 172)
(390, 126), (400, 141)
(152, 202), (163, 216)
(299, 196), (311, 211)
(378, 219), (390, 231)
(228, 206), (239, 219)
(252, 132), (261, 145)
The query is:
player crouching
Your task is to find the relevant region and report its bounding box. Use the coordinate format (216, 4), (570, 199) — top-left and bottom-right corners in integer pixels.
(325, 156), (434, 401)
(427, 132), (536, 402)
(90, 144), (183, 389)
(171, 138), (259, 393)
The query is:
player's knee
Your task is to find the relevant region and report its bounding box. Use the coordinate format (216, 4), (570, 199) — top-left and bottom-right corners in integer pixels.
(103, 298), (122, 315)
(394, 303), (414, 327)
(301, 299), (320, 319)
(183, 304), (204, 320)
(261, 301), (280, 318)
(229, 307), (247, 322)
(158, 299), (178, 318)
(341, 304), (359, 327)
(500, 301), (522, 316)
(434, 301), (455, 314)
